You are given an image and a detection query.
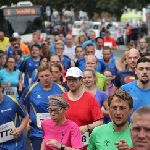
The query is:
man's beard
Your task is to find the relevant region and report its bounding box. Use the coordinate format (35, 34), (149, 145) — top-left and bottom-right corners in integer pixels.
(140, 79), (149, 84)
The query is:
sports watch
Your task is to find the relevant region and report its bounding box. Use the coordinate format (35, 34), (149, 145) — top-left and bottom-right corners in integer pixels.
(87, 125), (91, 132)
(60, 144), (66, 150)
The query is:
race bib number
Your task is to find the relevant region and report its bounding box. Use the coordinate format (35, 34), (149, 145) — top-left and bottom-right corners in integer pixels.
(37, 113), (50, 128)
(82, 132), (89, 147)
(4, 87), (17, 97)
(0, 122), (15, 143)
(104, 42), (112, 47)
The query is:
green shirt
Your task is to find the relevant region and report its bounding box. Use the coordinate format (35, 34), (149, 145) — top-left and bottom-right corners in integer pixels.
(88, 122), (133, 150)
(96, 72), (107, 90)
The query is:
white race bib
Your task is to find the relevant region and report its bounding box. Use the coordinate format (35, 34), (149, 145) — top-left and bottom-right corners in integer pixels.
(37, 113), (50, 128)
(0, 122), (15, 143)
(3, 87), (17, 97)
(82, 132), (89, 147)
(104, 42), (112, 47)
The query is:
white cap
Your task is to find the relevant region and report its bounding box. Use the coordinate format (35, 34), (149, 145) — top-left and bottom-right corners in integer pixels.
(12, 32), (20, 38)
(66, 67), (83, 78)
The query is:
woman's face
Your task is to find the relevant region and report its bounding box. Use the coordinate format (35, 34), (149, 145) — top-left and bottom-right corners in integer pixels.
(48, 105), (66, 124)
(103, 71), (113, 84)
(51, 66), (61, 82)
(1, 55), (6, 66)
(79, 36), (86, 43)
(7, 58), (16, 70)
(14, 53), (21, 61)
(83, 71), (96, 88)
(40, 58), (48, 65)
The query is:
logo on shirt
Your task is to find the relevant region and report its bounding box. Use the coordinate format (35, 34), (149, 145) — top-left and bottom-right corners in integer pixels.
(29, 63), (32, 66)
(37, 95), (41, 98)
(1, 108), (12, 113)
(35, 64), (38, 67)
(104, 140), (110, 146)
(124, 76), (135, 84)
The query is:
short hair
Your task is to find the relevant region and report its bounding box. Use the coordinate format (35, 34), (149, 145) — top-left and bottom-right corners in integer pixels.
(105, 30), (110, 34)
(55, 40), (64, 47)
(75, 46), (82, 52)
(143, 53), (150, 57)
(84, 67), (97, 84)
(13, 49), (22, 56)
(131, 106), (150, 123)
(31, 44), (41, 50)
(90, 31), (96, 34)
(9, 37), (17, 42)
(137, 57), (150, 66)
(48, 94), (69, 108)
(95, 37), (103, 42)
(108, 89), (133, 109)
(49, 54), (61, 62)
(85, 55), (98, 64)
(38, 64), (51, 74)
(103, 46), (111, 51)
(32, 32), (39, 36)
(103, 69), (113, 75)
(85, 43), (94, 50)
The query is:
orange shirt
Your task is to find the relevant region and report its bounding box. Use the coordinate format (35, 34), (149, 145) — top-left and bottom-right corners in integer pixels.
(20, 42), (30, 56)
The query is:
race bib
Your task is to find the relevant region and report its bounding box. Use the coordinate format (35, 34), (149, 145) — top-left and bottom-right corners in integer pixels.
(0, 122), (15, 143)
(3, 87), (17, 97)
(104, 42), (112, 47)
(82, 132), (89, 147)
(37, 113), (50, 128)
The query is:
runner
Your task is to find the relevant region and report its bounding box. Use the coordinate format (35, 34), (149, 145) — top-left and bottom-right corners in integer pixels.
(88, 89), (133, 150)
(120, 57), (150, 112)
(0, 81), (29, 150)
(21, 64), (65, 150)
(13, 49), (23, 69)
(63, 67), (103, 150)
(113, 49), (140, 92)
(117, 106), (150, 150)
(19, 44), (41, 87)
(85, 55), (107, 91)
(0, 56), (22, 98)
(41, 95), (82, 150)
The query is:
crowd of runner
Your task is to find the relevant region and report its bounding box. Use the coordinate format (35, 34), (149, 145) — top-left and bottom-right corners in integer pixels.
(0, 29), (150, 150)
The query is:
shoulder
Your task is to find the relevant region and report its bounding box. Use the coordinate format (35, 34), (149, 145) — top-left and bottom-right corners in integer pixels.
(67, 119), (79, 129)
(42, 118), (52, 125)
(120, 81), (136, 90)
(96, 89), (107, 96)
(83, 91), (97, 100)
(53, 83), (66, 93)
(96, 72), (105, 78)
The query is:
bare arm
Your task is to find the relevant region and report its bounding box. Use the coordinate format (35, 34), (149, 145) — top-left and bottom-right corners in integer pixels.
(102, 100), (110, 118)
(71, 60), (75, 67)
(40, 140), (45, 150)
(116, 59), (123, 72)
(112, 85), (119, 93)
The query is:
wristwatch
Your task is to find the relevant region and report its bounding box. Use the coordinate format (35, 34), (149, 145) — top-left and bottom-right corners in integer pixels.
(87, 125), (91, 132)
(61, 144), (66, 150)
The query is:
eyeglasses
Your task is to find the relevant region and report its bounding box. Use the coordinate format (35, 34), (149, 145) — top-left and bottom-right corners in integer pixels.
(47, 107), (63, 114)
(66, 78), (78, 82)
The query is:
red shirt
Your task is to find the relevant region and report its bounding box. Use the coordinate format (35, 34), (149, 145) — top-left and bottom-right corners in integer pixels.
(63, 91), (103, 127)
(128, 148), (134, 150)
(103, 37), (116, 47)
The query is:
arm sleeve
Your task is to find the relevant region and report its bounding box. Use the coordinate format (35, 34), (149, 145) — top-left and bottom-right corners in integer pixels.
(88, 130), (96, 150)
(113, 73), (121, 88)
(113, 38), (117, 46)
(19, 59), (26, 72)
(90, 96), (103, 121)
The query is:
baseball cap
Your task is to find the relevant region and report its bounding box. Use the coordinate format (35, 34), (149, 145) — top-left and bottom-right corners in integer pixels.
(12, 32), (20, 38)
(66, 67), (83, 78)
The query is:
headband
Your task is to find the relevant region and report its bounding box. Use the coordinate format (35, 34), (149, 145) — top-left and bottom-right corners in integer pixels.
(48, 100), (67, 108)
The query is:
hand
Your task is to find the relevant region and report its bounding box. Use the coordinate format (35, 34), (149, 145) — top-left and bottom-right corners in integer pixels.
(79, 125), (88, 135)
(18, 87), (22, 92)
(11, 127), (22, 139)
(46, 139), (61, 149)
(6, 81), (11, 87)
(115, 140), (129, 150)
(26, 119), (33, 131)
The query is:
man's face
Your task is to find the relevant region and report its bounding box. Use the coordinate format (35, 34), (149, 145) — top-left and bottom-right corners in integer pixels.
(33, 35), (39, 42)
(85, 56), (97, 70)
(55, 45), (64, 56)
(85, 46), (95, 55)
(105, 33), (110, 39)
(131, 114), (150, 150)
(96, 39), (103, 49)
(66, 36), (73, 45)
(38, 69), (52, 87)
(90, 32), (96, 41)
(139, 39), (147, 50)
(66, 77), (82, 92)
(103, 49), (111, 62)
(31, 46), (41, 57)
(0, 32), (4, 40)
(126, 51), (140, 69)
(135, 62), (150, 84)
(59, 34), (64, 40)
(109, 96), (132, 127)
(49, 56), (61, 65)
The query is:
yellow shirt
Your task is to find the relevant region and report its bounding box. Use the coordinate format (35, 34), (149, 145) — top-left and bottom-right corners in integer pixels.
(0, 37), (9, 51)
